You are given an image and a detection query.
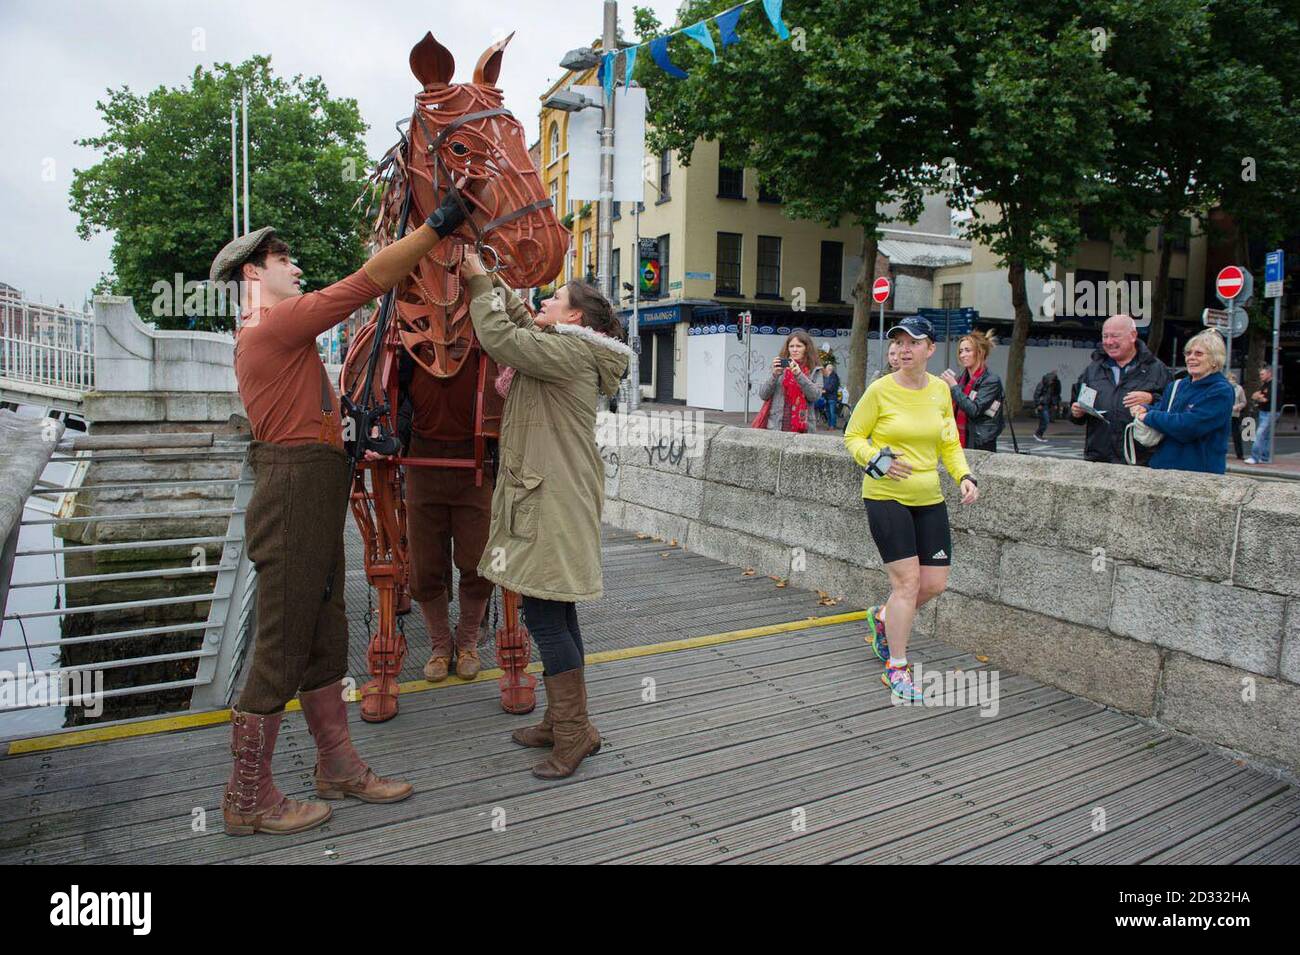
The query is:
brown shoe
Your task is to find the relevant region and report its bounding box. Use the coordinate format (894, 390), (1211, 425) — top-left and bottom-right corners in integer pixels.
(531, 668), (600, 780)
(423, 655), (450, 682)
(511, 675), (555, 747)
(299, 681), (413, 804)
(420, 597), (452, 683)
(455, 647), (481, 681)
(223, 709), (332, 836)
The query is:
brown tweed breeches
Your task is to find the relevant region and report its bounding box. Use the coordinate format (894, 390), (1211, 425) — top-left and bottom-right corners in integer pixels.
(405, 436), (494, 607)
(237, 441), (352, 715)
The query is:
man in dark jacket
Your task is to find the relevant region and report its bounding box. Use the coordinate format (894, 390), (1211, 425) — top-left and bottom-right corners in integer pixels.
(821, 362), (842, 429)
(1032, 371), (1060, 441)
(1069, 314), (1170, 464)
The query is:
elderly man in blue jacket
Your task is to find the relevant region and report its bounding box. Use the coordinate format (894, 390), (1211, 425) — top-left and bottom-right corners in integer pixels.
(1132, 330), (1235, 474)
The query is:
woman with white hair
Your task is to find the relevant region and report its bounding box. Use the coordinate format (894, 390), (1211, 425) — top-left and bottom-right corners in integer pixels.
(1131, 330), (1235, 474)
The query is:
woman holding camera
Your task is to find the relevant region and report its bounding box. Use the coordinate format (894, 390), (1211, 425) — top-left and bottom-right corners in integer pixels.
(756, 330), (823, 433)
(941, 330), (1004, 452)
(461, 252), (632, 780)
(844, 316), (979, 702)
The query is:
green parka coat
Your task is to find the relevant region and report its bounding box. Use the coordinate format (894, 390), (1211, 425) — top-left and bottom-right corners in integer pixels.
(468, 274), (631, 602)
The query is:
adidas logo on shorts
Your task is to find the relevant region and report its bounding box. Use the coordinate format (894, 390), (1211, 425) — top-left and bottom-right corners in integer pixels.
(932, 549), (948, 559)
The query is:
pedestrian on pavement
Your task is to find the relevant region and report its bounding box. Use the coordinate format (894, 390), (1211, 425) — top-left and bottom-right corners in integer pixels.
(755, 330), (822, 433)
(844, 315), (979, 703)
(941, 329), (1004, 452)
(1245, 366), (1279, 465)
(462, 253), (632, 780)
(1228, 372), (1247, 460)
(887, 339), (901, 371)
(1033, 371), (1060, 442)
(211, 201), (471, 832)
(1068, 314), (1171, 464)
(821, 361), (842, 429)
(1132, 330), (1234, 475)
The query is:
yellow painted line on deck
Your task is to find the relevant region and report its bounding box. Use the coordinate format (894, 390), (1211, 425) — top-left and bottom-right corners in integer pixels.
(5, 610), (865, 756)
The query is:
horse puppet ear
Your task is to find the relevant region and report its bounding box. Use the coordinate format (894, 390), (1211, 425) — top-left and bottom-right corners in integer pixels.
(410, 32), (455, 88)
(473, 31), (515, 86)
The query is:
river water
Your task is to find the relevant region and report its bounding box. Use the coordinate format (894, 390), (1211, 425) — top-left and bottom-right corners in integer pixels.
(0, 405), (80, 736)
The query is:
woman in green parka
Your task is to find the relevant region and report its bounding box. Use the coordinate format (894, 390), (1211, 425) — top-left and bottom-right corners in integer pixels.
(461, 252), (631, 780)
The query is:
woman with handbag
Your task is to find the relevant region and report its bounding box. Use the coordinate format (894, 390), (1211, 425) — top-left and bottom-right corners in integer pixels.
(753, 330), (823, 432)
(1129, 330), (1234, 474)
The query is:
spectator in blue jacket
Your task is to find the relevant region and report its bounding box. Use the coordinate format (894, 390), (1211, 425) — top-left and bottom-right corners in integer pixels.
(1132, 330), (1234, 474)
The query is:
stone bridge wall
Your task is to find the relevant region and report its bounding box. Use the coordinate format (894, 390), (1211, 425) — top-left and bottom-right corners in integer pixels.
(596, 413), (1300, 774)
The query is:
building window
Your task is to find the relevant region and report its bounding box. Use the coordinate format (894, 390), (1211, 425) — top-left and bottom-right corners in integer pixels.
(549, 178), (558, 216)
(658, 150), (672, 201)
(942, 283), (962, 310)
(549, 123), (560, 163)
(819, 241), (843, 303)
(756, 235), (781, 298)
(1079, 208), (1108, 242)
(757, 179), (781, 203)
(657, 234), (670, 296)
(1167, 278), (1185, 317)
(582, 230), (593, 282)
(612, 248), (621, 300)
(718, 164), (744, 199)
(612, 200), (621, 220)
(1074, 269), (1109, 317)
(716, 232), (742, 296)
(1162, 217), (1191, 252)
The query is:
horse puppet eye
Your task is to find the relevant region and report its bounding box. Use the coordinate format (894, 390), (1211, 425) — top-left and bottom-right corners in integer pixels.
(449, 141), (470, 157)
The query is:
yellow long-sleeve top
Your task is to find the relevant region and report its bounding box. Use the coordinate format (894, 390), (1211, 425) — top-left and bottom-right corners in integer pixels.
(844, 373), (973, 506)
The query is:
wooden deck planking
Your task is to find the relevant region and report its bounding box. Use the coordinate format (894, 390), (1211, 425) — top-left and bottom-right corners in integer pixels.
(1, 526), (1296, 865)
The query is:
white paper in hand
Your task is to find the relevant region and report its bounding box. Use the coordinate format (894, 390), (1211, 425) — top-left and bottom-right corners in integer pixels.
(1077, 384), (1107, 419)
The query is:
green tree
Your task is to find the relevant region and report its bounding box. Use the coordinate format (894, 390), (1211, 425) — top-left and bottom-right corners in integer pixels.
(633, 0), (952, 402)
(940, 0), (1143, 414)
(70, 56), (370, 331)
(1096, 0), (1300, 358)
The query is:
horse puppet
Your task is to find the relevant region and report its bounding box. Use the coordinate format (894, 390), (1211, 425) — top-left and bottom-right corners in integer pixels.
(341, 31), (568, 723)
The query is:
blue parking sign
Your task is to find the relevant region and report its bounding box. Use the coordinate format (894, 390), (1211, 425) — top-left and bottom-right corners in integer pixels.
(1265, 250), (1284, 298)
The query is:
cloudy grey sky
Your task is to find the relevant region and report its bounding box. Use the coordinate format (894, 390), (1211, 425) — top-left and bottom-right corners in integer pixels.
(0, 0), (682, 308)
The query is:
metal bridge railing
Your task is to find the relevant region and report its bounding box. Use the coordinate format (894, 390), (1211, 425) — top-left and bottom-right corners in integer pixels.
(0, 296), (95, 399)
(0, 435), (257, 738)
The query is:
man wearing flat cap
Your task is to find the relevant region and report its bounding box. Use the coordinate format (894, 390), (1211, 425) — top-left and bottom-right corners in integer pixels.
(214, 192), (467, 836)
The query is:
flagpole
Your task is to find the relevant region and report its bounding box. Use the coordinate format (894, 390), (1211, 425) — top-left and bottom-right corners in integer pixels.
(241, 83), (250, 235)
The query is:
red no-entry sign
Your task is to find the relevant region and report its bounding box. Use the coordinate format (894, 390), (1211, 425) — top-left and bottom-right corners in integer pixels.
(872, 277), (891, 304)
(1216, 265), (1245, 301)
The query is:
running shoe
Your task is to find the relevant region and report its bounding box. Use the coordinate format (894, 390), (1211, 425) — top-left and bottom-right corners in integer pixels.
(865, 605), (889, 663)
(882, 661), (924, 703)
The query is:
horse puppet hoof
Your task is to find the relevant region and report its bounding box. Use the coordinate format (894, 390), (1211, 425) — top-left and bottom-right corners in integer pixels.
(360, 679), (400, 723)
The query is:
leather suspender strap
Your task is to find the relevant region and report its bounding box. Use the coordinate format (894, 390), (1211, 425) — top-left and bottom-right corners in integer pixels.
(318, 362), (339, 445)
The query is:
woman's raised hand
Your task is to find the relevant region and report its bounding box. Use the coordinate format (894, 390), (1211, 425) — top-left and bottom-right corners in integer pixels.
(461, 249), (486, 278)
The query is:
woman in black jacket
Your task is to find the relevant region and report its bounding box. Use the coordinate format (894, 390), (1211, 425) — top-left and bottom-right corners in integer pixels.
(941, 330), (1005, 452)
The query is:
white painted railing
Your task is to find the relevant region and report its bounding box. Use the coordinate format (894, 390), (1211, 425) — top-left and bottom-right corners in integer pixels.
(0, 295), (95, 400)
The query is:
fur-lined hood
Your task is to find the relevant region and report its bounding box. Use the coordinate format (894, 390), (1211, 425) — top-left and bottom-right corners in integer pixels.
(553, 322), (632, 397)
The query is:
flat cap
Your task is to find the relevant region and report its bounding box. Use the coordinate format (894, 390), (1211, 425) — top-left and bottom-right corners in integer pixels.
(209, 226), (278, 283)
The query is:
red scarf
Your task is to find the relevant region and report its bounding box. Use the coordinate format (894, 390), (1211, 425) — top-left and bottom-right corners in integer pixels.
(955, 366), (984, 447)
(782, 362), (811, 433)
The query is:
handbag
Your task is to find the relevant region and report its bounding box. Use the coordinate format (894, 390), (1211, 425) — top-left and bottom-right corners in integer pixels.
(1123, 378), (1180, 464)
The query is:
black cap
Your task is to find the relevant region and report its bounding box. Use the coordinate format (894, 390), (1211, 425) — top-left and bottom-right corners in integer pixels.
(885, 315), (935, 340)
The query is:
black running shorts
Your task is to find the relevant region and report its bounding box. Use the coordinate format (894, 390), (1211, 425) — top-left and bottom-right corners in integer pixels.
(863, 498), (953, 566)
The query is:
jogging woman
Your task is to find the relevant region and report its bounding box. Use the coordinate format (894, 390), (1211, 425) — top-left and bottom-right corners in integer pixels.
(844, 315), (979, 701)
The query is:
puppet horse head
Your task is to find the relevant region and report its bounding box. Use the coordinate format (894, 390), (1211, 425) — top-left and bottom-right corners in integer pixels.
(371, 31), (568, 380)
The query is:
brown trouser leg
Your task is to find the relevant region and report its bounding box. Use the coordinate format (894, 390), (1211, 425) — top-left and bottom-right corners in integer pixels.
(238, 442), (352, 715)
(406, 437), (494, 651)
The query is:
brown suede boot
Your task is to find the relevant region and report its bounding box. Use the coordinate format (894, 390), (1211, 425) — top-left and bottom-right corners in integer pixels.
(421, 596), (453, 683)
(531, 668), (600, 780)
(298, 681), (413, 804)
(223, 709), (332, 836)
(511, 674), (555, 748)
(453, 591), (488, 680)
